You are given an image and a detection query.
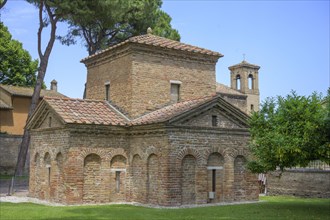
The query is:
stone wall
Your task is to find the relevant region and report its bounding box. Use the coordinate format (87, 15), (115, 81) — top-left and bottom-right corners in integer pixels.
(267, 170), (330, 198)
(0, 134), (22, 175)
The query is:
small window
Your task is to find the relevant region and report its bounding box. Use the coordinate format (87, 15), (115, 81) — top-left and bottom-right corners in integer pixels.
(115, 171), (121, 193)
(48, 117), (52, 127)
(170, 83), (180, 103)
(105, 84), (110, 101)
(212, 169), (216, 192)
(46, 165), (51, 186)
(251, 104), (254, 111)
(212, 115), (218, 127)
(48, 167), (51, 185)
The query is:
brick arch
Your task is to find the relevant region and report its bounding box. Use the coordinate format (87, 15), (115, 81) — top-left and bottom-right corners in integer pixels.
(108, 148), (128, 162)
(223, 148), (239, 161)
(78, 148), (108, 163)
(34, 152), (40, 164)
(53, 148), (66, 160)
(146, 153), (160, 204)
(110, 155), (127, 168)
(83, 153), (102, 203)
(143, 146), (159, 161)
(131, 154), (145, 203)
(55, 152), (64, 165)
(176, 148), (203, 167)
(230, 148), (249, 159)
(203, 147), (226, 163)
(233, 155), (248, 201)
(181, 154), (197, 205)
(44, 152), (51, 165)
(129, 149), (144, 163)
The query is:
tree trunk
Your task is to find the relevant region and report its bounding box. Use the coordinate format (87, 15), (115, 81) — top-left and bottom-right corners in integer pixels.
(14, 67), (46, 176)
(14, 0), (58, 176)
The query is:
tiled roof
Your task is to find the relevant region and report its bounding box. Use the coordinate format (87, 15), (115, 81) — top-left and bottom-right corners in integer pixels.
(0, 99), (12, 109)
(216, 83), (244, 96)
(81, 34), (223, 63)
(44, 97), (127, 125)
(131, 95), (216, 125)
(228, 60), (260, 70)
(0, 84), (66, 98)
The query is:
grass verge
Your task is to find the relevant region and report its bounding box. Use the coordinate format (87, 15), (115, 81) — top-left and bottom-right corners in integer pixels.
(0, 196), (329, 220)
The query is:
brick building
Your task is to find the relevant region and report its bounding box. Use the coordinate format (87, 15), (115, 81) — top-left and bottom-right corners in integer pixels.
(26, 32), (260, 206)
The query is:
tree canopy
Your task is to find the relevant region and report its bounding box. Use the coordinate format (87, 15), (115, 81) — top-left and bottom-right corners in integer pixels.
(0, 0), (7, 9)
(0, 22), (38, 87)
(57, 0), (180, 55)
(248, 91), (330, 174)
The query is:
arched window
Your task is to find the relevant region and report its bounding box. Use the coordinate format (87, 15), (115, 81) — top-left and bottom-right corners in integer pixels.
(44, 152), (51, 186)
(248, 74), (254, 90)
(236, 75), (241, 90)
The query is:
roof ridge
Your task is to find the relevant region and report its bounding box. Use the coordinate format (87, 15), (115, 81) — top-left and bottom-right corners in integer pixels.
(104, 101), (131, 122)
(43, 96), (104, 102)
(81, 34), (223, 63)
(0, 83), (58, 92)
(131, 94), (218, 125)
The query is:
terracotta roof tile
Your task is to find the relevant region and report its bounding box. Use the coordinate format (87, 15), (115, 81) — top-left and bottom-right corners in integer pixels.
(81, 34), (223, 63)
(0, 84), (66, 98)
(216, 83), (245, 96)
(44, 97), (127, 126)
(131, 95), (216, 125)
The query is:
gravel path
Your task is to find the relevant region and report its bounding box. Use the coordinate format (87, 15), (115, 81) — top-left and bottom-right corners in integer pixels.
(1, 194), (261, 208)
(0, 178), (262, 208)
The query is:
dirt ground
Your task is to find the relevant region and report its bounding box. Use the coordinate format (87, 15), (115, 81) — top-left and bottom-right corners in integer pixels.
(0, 178), (28, 197)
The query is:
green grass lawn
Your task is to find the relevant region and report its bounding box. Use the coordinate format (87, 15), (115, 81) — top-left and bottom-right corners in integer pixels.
(0, 196), (329, 220)
(0, 175), (29, 180)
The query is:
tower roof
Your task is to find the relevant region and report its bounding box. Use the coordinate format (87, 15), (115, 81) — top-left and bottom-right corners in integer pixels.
(81, 33), (223, 64)
(228, 60), (260, 70)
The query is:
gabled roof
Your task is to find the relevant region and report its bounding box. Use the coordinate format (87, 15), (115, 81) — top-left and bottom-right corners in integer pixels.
(28, 95), (249, 129)
(131, 94), (249, 126)
(131, 96), (215, 125)
(0, 84), (66, 98)
(45, 97), (128, 125)
(216, 83), (245, 96)
(27, 97), (128, 129)
(81, 34), (223, 63)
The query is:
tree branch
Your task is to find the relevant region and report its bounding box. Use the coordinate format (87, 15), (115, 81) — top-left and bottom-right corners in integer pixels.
(37, 0), (44, 59)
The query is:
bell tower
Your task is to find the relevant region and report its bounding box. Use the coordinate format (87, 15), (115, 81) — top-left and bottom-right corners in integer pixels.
(228, 60), (260, 114)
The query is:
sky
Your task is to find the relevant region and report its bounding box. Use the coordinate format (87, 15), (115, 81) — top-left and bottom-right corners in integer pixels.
(0, 0), (329, 102)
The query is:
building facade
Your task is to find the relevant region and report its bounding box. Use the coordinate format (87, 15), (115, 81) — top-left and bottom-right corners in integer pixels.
(27, 32), (259, 205)
(0, 82), (65, 174)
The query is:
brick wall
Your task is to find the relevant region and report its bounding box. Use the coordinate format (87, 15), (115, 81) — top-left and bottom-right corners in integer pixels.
(218, 94), (247, 114)
(130, 50), (217, 118)
(84, 45), (218, 118)
(267, 170), (330, 198)
(85, 46), (132, 115)
(29, 123), (258, 206)
(0, 134), (24, 175)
